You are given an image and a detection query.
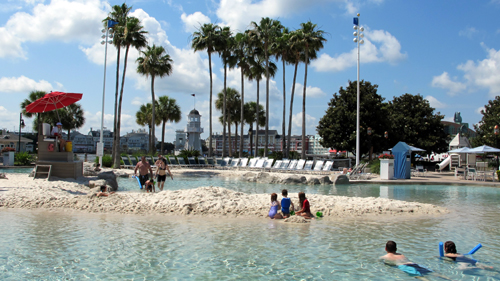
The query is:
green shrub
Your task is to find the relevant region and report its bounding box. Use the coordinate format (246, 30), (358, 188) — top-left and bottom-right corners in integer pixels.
(14, 152), (33, 166)
(95, 155), (114, 167)
(288, 151), (300, 159)
(179, 149), (200, 158)
(367, 159), (380, 174)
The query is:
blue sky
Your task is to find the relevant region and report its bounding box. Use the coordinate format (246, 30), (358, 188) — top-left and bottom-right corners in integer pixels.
(1, 0), (500, 143)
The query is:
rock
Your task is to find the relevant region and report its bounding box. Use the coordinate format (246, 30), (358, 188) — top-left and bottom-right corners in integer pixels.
(114, 170), (129, 178)
(334, 175), (349, 185)
(97, 171), (119, 191)
(318, 176), (333, 185)
(306, 178), (321, 185)
(88, 179), (107, 189)
(281, 175), (306, 184)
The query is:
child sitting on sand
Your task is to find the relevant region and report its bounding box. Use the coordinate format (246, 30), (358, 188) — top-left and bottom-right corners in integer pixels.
(145, 179), (155, 193)
(295, 192), (313, 219)
(268, 193), (283, 219)
(280, 189), (294, 218)
(97, 185), (115, 197)
(444, 241), (493, 270)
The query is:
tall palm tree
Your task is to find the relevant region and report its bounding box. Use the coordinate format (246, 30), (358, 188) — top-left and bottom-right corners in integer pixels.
(20, 90), (47, 133)
(191, 23), (221, 157)
(272, 27), (292, 157)
(250, 17), (283, 156)
(136, 44), (174, 154)
(136, 103), (160, 151)
(297, 21), (326, 159)
(113, 16), (148, 167)
(104, 3), (131, 163)
(234, 31), (252, 157)
(54, 103), (85, 139)
(217, 27), (237, 157)
(156, 96), (181, 154)
(243, 101), (265, 157)
(215, 88), (240, 156)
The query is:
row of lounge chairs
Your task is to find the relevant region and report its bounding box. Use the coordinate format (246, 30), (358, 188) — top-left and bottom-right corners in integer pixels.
(120, 155), (343, 174)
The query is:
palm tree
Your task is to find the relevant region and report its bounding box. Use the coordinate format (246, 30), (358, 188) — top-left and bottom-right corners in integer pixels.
(215, 88), (241, 156)
(217, 27), (237, 157)
(104, 3), (131, 163)
(113, 16), (148, 166)
(20, 90), (47, 133)
(234, 31), (252, 157)
(243, 101), (265, 156)
(136, 44), (174, 154)
(156, 96), (181, 154)
(272, 27), (292, 157)
(55, 103), (85, 139)
(191, 23), (221, 157)
(136, 103), (160, 151)
(250, 17), (283, 156)
(297, 21), (326, 159)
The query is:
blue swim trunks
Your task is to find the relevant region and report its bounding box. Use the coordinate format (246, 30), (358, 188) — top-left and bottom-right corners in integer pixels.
(397, 263), (432, 276)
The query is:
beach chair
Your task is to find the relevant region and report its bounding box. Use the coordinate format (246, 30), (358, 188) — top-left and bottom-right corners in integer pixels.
(466, 167), (476, 181)
(239, 158), (249, 168)
(206, 157), (215, 168)
(280, 159), (291, 170)
(248, 158), (259, 168)
(222, 157), (231, 167)
(321, 161), (333, 173)
(177, 157), (188, 167)
(230, 158), (241, 168)
(129, 155), (138, 167)
(296, 159), (306, 171)
(198, 157), (207, 167)
(415, 165), (427, 177)
(253, 158), (266, 169)
(146, 156), (155, 167)
(187, 157), (198, 167)
(312, 160), (324, 172)
(215, 157), (223, 168)
(167, 156), (179, 167)
(121, 156), (133, 169)
(263, 159), (274, 170)
(303, 160), (314, 172)
(287, 160), (298, 171)
(271, 160), (282, 170)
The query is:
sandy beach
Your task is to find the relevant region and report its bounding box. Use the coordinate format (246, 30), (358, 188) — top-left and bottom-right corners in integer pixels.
(0, 168), (448, 220)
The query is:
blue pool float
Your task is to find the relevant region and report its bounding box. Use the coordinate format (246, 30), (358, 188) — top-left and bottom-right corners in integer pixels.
(467, 244), (482, 255)
(133, 175), (143, 189)
(439, 242), (482, 257)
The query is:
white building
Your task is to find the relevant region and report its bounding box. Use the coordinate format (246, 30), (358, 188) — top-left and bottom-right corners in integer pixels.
(185, 109), (203, 153)
(307, 134), (330, 155)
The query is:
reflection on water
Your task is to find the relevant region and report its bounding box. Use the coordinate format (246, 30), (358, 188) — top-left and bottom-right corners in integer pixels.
(1, 183), (500, 280)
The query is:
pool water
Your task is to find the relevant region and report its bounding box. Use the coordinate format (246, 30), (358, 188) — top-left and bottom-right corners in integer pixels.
(0, 167), (33, 174)
(1, 181), (500, 280)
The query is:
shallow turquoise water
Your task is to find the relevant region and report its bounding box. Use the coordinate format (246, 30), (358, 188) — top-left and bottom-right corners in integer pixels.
(1, 181), (500, 280)
(0, 167), (33, 173)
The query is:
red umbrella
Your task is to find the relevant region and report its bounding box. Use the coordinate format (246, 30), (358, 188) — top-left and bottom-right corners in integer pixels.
(25, 91), (83, 122)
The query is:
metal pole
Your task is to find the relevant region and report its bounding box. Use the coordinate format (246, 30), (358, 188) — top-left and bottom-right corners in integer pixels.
(99, 27), (109, 167)
(356, 15), (360, 167)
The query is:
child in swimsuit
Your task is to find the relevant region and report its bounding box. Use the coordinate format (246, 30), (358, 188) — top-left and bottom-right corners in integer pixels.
(145, 179), (155, 193)
(280, 189), (294, 218)
(444, 241), (493, 270)
(268, 193), (282, 219)
(296, 192), (313, 219)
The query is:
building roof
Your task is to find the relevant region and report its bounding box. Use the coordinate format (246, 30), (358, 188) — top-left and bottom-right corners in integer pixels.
(0, 133), (32, 144)
(449, 134), (471, 148)
(189, 109), (200, 115)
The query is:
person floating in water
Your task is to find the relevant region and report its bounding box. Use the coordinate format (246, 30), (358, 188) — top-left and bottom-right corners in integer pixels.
(381, 241), (451, 280)
(444, 241), (494, 270)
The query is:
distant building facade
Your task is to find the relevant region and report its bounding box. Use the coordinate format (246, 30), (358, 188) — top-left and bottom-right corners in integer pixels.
(71, 128), (154, 153)
(442, 112), (477, 138)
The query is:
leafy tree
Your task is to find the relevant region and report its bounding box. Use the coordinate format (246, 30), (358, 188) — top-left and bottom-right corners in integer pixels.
(216, 87), (241, 156)
(156, 96), (181, 155)
(243, 101), (266, 156)
(191, 23), (221, 157)
(250, 17), (283, 156)
(45, 103), (85, 139)
(156, 141), (175, 153)
(317, 80), (389, 158)
(387, 93), (448, 153)
(20, 90), (48, 133)
(473, 96), (500, 147)
(296, 21), (326, 159)
(136, 103), (160, 151)
(113, 16), (148, 167)
(136, 44), (174, 153)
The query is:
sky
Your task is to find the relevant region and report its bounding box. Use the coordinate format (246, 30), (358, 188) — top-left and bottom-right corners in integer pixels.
(1, 0), (500, 143)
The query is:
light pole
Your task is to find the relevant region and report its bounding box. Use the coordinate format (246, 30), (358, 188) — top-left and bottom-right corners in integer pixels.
(353, 13), (364, 167)
(18, 113), (25, 153)
(495, 125), (499, 169)
(98, 20), (117, 167)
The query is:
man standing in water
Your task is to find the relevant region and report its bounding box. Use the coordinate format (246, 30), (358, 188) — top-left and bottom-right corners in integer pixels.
(134, 156), (153, 190)
(155, 155), (173, 191)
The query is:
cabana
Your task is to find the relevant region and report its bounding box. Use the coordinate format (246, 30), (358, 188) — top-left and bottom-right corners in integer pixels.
(392, 142), (425, 179)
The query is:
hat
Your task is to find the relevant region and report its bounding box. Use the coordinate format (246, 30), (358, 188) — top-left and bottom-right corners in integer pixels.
(56, 122), (62, 126)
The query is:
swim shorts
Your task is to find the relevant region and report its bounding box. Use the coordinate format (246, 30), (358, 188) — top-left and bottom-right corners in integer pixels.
(398, 263), (432, 276)
(138, 174), (149, 187)
(157, 174), (167, 182)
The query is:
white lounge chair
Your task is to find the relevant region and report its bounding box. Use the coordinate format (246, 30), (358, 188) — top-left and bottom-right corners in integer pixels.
(280, 159), (291, 170)
(230, 158), (241, 167)
(321, 161), (333, 173)
(272, 160), (282, 170)
(303, 160), (314, 171)
(253, 158), (266, 169)
(263, 159), (274, 170)
(287, 160), (298, 170)
(313, 160), (324, 172)
(248, 157), (259, 168)
(296, 159), (306, 170)
(239, 158), (249, 168)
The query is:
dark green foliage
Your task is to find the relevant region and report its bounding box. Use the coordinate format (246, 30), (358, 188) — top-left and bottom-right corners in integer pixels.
(472, 96), (500, 147)
(14, 152), (33, 166)
(270, 151), (283, 160)
(95, 155), (114, 167)
(367, 159), (380, 174)
(387, 93), (448, 153)
(288, 151), (299, 159)
(179, 149), (201, 158)
(317, 80), (390, 157)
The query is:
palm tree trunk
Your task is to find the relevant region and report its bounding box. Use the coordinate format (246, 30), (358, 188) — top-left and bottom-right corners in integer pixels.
(301, 46), (309, 160)
(113, 45), (130, 168)
(112, 48), (121, 162)
(150, 75), (156, 155)
(235, 122), (238, 155)
(161, 120), (166, 154)
(249, 125), (254, 156)
(222, 63), (227, 158)
(255, 80), (260, 157)
(287, 61), (299, 159)
(208, 52), (213, 157)
(264, 46), (269, 157)
(228, 113), (232, 157)
(281, 59), (286, 157)
(239, 71), (244, 158)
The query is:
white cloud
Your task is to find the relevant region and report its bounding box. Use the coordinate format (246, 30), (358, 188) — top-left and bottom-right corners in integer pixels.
(475, 106), (485, 115)
(458, 45), (500, 97)
(291, 112), (317, 135)
(181, 12), (211, 33)
(0, 27), (25, 59)
(293, 83), (326, 98)
(431, 72), (466, 96)
(459, 27), (478, 39)
(312, 28), (407, 72)
(0, 106), (20, 131)
(80, 111), (135, 137)
(0, 76), (53, 93)
(424, 95), (446, 109)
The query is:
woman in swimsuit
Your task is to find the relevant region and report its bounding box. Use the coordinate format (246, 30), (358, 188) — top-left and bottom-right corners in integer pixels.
(268, 193), (282, 219)
(444, 241), (493, 270)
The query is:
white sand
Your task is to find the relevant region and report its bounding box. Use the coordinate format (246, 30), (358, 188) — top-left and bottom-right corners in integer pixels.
(0, 171), (448, 220)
